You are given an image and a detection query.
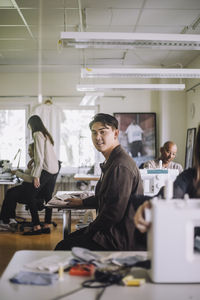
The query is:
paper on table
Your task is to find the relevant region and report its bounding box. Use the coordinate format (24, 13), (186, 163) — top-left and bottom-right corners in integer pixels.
(46, 191), (94, 207)
(57, 191), (94, 200)
(25, 255), (73, 273)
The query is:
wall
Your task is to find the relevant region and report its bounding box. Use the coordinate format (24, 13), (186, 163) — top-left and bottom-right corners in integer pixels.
(157, 88), (186, 166)
(0, 71), (189, 167)
(186, 55), (200, 129)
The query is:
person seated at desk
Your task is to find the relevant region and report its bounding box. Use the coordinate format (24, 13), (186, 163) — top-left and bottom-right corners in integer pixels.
(142, 141), (183, 173)
(133, 124), (200, 234)
(0, 137), (59, 234)
(0, 143), (35, 230)
(55, 113), (143, 251)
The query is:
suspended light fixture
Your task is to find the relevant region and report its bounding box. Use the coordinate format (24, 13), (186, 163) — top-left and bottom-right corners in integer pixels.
(81, 68), (200, 79)
(77, 84), (185, 92)
(60, 32), (200, 50)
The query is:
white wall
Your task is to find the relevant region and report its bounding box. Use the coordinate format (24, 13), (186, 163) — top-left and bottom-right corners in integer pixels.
(157, 88), (186, 166)
(0, 70), (191, 167)
(186, 55), (200, 129)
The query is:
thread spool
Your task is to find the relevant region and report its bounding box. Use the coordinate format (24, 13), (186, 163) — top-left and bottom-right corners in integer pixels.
(164, 179), (173, 200)
(159, 160), (162, 169)
(59, 264), (64, 281)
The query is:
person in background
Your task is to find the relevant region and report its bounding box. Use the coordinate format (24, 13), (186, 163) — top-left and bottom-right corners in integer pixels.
(134, 124), (200, 234)
(13, 142), (34, 182)
(0, 143), (35, 230)
(55, 113), (143, 251)
(125, 119), (144, 158)
(143, 141), (183, 173)
(23, 115), (59, 235)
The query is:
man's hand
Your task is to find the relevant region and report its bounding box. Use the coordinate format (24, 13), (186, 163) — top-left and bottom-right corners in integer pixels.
(66, 198), (83, 207)
(134, 201), (151, 233)
(33, 177), (40, 188)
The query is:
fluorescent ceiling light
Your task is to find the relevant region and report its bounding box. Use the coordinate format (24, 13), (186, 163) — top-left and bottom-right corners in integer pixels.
(77, 84), (185, 92)
(80, 92), (104, 106)
(60, 32), (200, 50)
(81, 68), (200, 79)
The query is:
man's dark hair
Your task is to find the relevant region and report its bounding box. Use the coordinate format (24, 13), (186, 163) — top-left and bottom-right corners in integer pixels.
(89, 113), (118, 130)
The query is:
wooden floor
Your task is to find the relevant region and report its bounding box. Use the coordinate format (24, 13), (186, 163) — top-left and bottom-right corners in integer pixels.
(0, 218), (74, 277)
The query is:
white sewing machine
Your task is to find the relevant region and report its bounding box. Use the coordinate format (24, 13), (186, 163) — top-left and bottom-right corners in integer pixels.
(140, 168), (179, 196)
(147, 197), (200, 283)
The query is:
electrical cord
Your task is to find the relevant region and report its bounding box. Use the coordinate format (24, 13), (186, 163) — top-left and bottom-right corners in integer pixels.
(82, 270), (123, 288)
(51, 286), (84, 300)
(51, 260), (150, 300)
(95, 287), (106, 300)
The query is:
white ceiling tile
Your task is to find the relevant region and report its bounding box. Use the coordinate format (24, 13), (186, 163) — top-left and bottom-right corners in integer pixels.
(86, 25), (134, 32)
(81, 0), (143, 9)
(1, 0), (200, 73)
(0, 39), (36, 50)
(111, 9), (141, 26)
(40, 0), (77, 9)
(0, 27), (32, 38)
(16, 0), (39, 9)
(0, 10), (23, 25)
(0, 50), (38, 64)
(0, 0), (14, 7)
(145, 0), (200, 10)
(42, 50), (80, 65)
(125, 49), (172, 66)
(39, 9), (79, 26)
(16, 0), (77, 9)
(139, 9), (200, 26)
(160, 51), (200, 67)
(85, 8), (112, 26)
(135, 25), (184, 34)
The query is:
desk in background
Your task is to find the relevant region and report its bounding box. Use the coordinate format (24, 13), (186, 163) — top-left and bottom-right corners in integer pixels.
(0, 177), (18, 206)
(46, 191), (96, 238)
(74, 173), (100, 190)
(1, 250), (200, 300)
(74, 174), (100, 181)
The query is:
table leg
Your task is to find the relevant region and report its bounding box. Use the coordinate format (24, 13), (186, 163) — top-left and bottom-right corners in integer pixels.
(63, 210), (71, 239)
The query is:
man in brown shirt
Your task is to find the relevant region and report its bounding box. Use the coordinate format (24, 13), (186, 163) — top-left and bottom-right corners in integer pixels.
(55, 113), (143, 251)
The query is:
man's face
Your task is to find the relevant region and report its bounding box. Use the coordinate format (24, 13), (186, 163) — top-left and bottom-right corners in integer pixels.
(91, 122), (119, 155)
(160, 143), (177, 164)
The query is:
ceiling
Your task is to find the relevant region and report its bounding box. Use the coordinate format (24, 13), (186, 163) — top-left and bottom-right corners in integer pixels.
(0, 0), (200, 74)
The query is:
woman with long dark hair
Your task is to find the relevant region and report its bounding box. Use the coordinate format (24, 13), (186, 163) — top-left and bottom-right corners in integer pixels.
(24, 115), (59, 235)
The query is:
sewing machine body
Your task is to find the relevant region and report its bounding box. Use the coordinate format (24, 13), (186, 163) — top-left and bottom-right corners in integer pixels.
(140, 169), (179, 196)
(148, 198), (200, 283)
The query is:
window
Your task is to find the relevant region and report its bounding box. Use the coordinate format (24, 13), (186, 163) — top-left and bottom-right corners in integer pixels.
(0, 109), (26, 167)
(60, 109), (95, 172)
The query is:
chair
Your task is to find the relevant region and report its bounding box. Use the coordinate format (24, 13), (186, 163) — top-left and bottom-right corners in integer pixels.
(17, 198), (57, 232)
(17, 161), (62, 232)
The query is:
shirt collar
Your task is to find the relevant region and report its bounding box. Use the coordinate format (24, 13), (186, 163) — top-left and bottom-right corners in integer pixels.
(100, 145), (122, 173)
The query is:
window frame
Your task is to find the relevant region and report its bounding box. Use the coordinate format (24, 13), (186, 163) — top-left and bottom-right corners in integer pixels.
(0, 100), (99, 174)
(57, 104), (98, 174)
(0, 101), (30, 167)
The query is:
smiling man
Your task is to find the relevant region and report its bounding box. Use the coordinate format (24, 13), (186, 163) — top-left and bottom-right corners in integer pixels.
(55, 113), (143, 251)
(143, 141), (183, 173)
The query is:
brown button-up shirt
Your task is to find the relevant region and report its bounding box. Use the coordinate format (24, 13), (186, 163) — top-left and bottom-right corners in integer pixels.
(83, 145), (143, 250)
